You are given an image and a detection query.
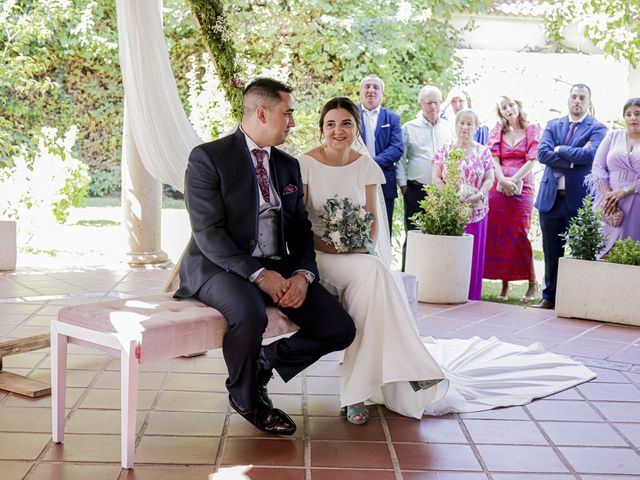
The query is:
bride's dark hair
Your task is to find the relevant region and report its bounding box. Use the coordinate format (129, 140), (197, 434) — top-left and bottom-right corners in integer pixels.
(318, 97), (363, 141)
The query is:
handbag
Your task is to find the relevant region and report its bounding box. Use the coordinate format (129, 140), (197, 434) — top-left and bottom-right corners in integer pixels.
(497, 179), (523, 195)
(601, 207), (624, 227)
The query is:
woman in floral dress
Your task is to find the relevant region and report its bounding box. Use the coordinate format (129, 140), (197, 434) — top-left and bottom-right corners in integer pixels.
(433, 109), (495, 300)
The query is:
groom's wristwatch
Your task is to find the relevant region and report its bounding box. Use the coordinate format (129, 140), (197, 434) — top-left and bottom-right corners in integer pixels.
(296, 271), (315, 284)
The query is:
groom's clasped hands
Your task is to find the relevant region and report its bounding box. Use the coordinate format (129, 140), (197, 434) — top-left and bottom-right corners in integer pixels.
(256, 270), (309, 308)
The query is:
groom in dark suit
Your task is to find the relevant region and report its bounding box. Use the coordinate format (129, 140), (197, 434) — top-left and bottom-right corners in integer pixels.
(175, 78), (355, 435)
(533, 83), (607, 309)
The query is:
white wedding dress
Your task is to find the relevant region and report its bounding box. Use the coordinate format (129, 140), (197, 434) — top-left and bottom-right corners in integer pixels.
(298, 153), (595, 419)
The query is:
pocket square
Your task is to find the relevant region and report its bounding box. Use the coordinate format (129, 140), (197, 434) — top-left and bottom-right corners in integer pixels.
(381, 124), (390, 128)
(282, 184), (298, 195)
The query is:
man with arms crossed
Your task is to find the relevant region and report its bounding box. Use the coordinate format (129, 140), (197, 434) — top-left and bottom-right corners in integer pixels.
(175, 78), (356, 435)
(533, 83), (607, 309)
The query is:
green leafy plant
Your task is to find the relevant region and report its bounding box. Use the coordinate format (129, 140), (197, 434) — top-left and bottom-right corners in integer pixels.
(603, 237), (640, 266)
(0, 126), (90, 242)
(561, 194), (606, 261)
(410, 148), (471, 236)
(88, 168), (121, 197)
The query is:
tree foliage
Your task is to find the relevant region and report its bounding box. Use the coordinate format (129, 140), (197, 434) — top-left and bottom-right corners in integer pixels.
(1, 0), (489, 174)
(0, 0), (122, 167)
(543, 0), (640, 68)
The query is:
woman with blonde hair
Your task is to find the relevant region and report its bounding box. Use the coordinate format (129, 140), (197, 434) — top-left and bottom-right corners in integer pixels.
(484, 95), (540, 302)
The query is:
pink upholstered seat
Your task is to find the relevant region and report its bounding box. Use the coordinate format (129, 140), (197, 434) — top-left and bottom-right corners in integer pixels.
(57, 294), (298, 364)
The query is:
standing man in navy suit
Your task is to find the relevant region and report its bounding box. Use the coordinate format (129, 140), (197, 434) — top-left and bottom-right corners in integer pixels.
(358, 74), (404, 234)
(175, 78), (355, 435)
(533, 84), (607, 309)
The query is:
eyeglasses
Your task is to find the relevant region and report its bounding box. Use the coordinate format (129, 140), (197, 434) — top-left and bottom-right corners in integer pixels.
(421, 101), (442, 107)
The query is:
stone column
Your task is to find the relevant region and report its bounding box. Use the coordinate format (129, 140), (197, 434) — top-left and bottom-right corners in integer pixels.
(121, 104), (168, 265)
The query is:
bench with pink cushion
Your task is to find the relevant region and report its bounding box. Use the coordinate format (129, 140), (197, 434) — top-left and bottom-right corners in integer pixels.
(50, 294), (297, 469)
(50, 271), (418, 469)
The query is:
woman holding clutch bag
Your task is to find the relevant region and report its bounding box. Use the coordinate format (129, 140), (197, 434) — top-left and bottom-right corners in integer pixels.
(589, 97), (640, 256)
(484, 95), (540, 302)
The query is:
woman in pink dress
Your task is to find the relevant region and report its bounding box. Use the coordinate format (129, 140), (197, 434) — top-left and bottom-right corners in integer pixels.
(589, 97), (640, 256)
(484, 95), (540, 302)
(433, 109), (495, 300)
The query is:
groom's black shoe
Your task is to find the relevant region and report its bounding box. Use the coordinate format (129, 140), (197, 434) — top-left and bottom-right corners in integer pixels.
(257, 347), (274, 408)
(229, 395), (296, 436)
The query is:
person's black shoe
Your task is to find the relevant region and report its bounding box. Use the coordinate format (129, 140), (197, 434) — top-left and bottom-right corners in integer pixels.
(229, 395), (296, 436)
(531, 298), (555, 310)
(257, 348), (274, 408)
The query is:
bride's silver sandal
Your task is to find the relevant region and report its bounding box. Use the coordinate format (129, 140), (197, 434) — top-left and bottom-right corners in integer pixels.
(341, 405), (369, 425)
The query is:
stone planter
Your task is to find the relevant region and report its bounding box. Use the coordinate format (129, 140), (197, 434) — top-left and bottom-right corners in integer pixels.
(405, 231), (473, 304)
(555, 257), (640, 327)
(0, 219), (17, 271)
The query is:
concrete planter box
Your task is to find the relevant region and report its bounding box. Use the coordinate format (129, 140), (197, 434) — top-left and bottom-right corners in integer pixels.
(556, 257), (640, 327)
(0, 220), (17, 271)
(405, 231), (473, 304)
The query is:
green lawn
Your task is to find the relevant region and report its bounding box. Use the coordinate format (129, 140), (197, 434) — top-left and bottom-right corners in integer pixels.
(481, 279), (541, 305)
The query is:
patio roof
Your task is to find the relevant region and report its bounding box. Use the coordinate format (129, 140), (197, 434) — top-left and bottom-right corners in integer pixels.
(1, 267), (639, 479)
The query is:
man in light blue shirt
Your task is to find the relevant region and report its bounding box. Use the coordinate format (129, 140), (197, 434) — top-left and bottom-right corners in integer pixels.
(396, 85), (454, 269)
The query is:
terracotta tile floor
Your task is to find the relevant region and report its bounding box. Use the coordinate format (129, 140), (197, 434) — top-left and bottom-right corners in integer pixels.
(1, 267), (639, 479)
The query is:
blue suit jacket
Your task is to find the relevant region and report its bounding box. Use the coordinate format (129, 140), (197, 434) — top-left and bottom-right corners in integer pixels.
(359, 105), (403, 199)
(535, 114), (607, 215)
(175, 128), (318, 298)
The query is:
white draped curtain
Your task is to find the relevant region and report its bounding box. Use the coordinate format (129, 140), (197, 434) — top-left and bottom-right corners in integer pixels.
(115, 0), (202, 192)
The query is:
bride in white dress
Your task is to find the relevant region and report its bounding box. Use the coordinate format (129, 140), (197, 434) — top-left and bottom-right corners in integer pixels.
(298, 97), (595, 424)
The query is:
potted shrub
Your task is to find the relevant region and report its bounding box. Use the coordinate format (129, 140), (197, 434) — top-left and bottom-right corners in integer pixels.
(405, 148), (472, 303)
(555, 195), (640, 326)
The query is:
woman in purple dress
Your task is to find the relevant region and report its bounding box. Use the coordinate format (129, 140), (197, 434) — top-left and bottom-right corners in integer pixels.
(433, 109), (495, 300)
(589, 98), (640, 255)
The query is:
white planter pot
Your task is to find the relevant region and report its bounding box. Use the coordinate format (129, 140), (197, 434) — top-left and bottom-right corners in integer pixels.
(405, 231), (473, 304)
(556, 257), (640, 327)
(0, 219), (17, 271)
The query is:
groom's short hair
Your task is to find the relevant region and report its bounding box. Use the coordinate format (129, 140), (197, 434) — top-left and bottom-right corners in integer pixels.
(243, 78), (293, 117)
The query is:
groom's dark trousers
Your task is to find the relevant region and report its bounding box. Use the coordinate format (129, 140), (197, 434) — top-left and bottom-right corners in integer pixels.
(175, 129), (355, 411)
(195, 257), (352, 410)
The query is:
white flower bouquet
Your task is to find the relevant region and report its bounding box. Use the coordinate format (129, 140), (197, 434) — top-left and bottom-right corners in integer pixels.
(319, 196), (374, 253)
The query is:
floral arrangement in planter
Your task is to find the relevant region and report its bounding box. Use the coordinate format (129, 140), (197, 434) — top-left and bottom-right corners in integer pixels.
(556, 195), (640, 326)
(560, 194), (606, 261)
(410, 147), (471, 236)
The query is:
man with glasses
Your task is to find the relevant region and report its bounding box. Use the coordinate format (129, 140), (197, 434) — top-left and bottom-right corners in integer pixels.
(396, 85), (454, 269)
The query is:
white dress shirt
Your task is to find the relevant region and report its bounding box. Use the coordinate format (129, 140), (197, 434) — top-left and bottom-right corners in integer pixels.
(396, 112), (454, 186)
(362, 106), (380, 157)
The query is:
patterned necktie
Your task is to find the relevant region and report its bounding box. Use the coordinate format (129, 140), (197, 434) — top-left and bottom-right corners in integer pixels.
(252, 148), (270, 203)
(564, 121), (578, 145)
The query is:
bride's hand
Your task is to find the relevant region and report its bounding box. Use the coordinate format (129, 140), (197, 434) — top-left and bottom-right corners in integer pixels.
(349, 247), (368, 254)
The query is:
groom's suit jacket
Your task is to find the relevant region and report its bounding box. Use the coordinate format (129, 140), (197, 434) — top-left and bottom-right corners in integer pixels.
(359, 104), (403, 199)
(535, 114), (607, 215)
(175, 128), (319, 298)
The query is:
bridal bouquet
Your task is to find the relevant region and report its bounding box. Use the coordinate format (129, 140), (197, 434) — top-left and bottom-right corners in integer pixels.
(319, 196), (374, 253)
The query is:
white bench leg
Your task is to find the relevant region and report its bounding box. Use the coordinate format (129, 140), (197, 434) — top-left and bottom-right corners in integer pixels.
(51, 322), (68, 443)
(121, 339), (139, 469)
